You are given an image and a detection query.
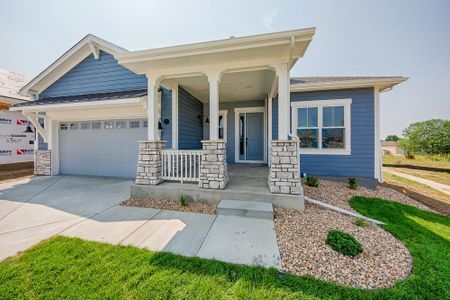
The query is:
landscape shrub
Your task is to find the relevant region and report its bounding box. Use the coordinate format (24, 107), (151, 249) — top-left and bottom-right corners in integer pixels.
(179, 195), (189, 206)
(306, 176), (319, 187)
(326, 230), (363, 257)
(348, 177), (358, 190)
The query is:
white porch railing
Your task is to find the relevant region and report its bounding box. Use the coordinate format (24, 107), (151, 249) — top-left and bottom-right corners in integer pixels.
(161, 149), (204, 183)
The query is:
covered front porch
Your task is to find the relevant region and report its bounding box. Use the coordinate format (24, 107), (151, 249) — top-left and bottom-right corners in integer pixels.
(116, 29), (314, 198)
(131, 164), (304, 210)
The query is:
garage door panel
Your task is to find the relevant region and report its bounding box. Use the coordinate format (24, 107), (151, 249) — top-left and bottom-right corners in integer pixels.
(59, 119), (147, 178)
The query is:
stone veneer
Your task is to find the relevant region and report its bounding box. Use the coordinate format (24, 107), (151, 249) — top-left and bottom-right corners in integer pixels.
(35, 150), (51, 176)
(268, 140), (302, 194)
(135, 141), (166, 185)
(199, 140), (228, 189)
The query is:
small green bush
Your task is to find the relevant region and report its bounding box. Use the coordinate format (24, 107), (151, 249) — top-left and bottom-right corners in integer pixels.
(179, 195), (189, 207)
(306, 176), (319, 187)
(348, 177), (358, 190)
(353, 219), (369, 227)
(326, 230), (363, 257)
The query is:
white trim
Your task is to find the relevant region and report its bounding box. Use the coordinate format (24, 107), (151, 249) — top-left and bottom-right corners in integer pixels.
(374, 88), (383, 182)
(9, 97), (144, 112)
(290, 77), (408, 93)
(233, 106), (267, 163)
(218, 110), (228, 142)
(291, 98), (352, 155)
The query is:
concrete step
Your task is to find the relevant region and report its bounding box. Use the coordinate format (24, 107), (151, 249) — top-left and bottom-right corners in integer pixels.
(218, 199), (274, 220)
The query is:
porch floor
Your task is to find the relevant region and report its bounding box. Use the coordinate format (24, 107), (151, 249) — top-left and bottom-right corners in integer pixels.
(131, 164), (304, 210)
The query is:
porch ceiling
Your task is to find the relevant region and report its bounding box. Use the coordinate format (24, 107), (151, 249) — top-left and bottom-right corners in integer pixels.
(164, 69), (276, 103)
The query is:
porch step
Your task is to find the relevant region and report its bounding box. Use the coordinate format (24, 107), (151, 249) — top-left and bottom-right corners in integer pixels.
(218, 199), (274, 220)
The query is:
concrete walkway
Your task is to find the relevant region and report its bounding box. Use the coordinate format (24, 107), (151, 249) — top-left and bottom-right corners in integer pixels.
(384, 168), (450, 196)
(0, 176), (280, 268)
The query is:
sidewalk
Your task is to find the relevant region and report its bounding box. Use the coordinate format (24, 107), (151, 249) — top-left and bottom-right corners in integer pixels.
(384, 168), (450, 196)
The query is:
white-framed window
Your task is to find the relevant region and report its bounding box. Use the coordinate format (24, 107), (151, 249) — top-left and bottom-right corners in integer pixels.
(218, 110), (228, 141)
(104, 121), (114, 129)
(60, 123), (68, 130)
(115, 121), (126, 129)
(129, 120), (140, 129)
(92, 122), (101, 129)
(81, 122), (90, 130)
(291, 99), (352, 155)
(69, 122), (78, 130)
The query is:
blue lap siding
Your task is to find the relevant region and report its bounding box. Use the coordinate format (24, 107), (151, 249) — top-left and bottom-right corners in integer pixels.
(290, 88), (375, 178)
(40, 51), (147, 98)
(178, 87), (203, 150)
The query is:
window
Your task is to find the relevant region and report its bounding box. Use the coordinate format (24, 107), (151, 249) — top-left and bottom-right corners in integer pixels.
(115, 121), (126, 129)
(129, 120), (140, 129)
(292, 99), (351, 155)
(218, 110), (228, 141)
(143, 121), (148, 128)
(60, 123), (68, 130)
(104, 121), (114, 129)
(69, 122), (78, 130)
(81, 122), (90, 130)
(92, 122), (101, 129)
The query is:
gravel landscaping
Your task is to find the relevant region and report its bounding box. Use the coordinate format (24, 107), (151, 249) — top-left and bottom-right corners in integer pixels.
(121, 198), (217, 215)
(275, 204), (413, 289)
(302, 178), (434, 212)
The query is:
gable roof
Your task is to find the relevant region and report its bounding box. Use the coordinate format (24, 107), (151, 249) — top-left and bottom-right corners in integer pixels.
(290, 76), (408, 92)
(19, 34), (128, 97)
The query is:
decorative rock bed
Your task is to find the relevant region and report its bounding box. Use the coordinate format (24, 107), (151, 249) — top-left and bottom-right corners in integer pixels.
(121, 198), (217, 215)
(275, 205), (413, 289)
(302, 178), (434, 213)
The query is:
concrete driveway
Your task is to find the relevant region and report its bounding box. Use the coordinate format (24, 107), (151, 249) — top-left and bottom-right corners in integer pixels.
(0, 176), (281, 269)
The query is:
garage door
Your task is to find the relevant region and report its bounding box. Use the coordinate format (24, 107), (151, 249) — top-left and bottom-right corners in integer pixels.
(59, 119), (147, 178)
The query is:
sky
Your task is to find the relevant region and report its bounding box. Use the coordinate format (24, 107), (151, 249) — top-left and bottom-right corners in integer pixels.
(1, 0), (449, 138)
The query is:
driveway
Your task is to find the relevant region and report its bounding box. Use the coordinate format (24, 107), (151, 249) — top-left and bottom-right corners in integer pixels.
(0, 176), (280, 268)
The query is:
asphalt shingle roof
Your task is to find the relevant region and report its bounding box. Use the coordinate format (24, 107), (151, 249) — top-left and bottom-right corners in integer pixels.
(290, 76), (403, 85)
(12, 89), (148, 107)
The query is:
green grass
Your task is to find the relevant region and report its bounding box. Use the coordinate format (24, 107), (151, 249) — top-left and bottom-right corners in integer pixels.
(383, 154), (450, 169)
(0, 198), (449, 299)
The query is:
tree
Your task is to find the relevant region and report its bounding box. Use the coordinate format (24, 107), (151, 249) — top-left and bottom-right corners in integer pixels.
(385, 135), (400, 142)
(400, 119), (450, 155)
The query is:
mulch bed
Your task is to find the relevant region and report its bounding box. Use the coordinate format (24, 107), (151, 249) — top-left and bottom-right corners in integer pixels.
(121, 198), (217, 215)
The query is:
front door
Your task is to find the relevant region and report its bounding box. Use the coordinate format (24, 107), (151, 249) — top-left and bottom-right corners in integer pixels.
(238, 111), (264, 162)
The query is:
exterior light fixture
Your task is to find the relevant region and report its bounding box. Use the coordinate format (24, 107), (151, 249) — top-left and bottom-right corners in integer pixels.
(24, 125), (33, 133)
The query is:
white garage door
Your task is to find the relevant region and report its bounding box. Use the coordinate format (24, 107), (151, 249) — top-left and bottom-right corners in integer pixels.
(59, 119), (147, 178)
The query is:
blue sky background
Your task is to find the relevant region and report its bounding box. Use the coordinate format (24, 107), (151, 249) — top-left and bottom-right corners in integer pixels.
(1, 0), (449, 137)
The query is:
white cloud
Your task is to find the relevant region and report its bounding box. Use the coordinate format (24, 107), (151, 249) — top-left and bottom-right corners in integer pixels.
(263, 8), (278, 29)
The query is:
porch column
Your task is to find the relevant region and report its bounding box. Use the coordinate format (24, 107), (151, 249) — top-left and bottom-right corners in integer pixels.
(136, 75), (165, 185)
(207, 70), (221, 140)
(147, 76), (160, 141)
(273, 63), (290, 140)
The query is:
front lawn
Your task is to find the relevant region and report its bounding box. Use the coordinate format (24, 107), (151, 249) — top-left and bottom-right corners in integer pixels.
(0, 198), (449, 299)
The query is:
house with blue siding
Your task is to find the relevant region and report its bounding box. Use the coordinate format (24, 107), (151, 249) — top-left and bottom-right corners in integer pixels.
(12, 28), (406, 209)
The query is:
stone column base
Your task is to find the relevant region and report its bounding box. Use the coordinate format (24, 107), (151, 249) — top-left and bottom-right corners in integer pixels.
(34, 150), (51, 176)
(199, 140), (228, 189)
(135, 141), (166, 185)
(268, 140), (303, 195)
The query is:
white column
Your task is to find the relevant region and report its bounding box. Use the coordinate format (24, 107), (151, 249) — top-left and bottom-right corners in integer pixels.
(207, 71), (221, 140)
(374, 87), (382, 182)
(147, 76), (160, 141)
(273, 64), (290, 140)
(46, 118), (59, 175)
(171, 83), (179, 149)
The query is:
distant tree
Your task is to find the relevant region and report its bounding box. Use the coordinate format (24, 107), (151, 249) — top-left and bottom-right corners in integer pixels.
(400, 119), (450, 155)
(385, 135), (400, 142)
